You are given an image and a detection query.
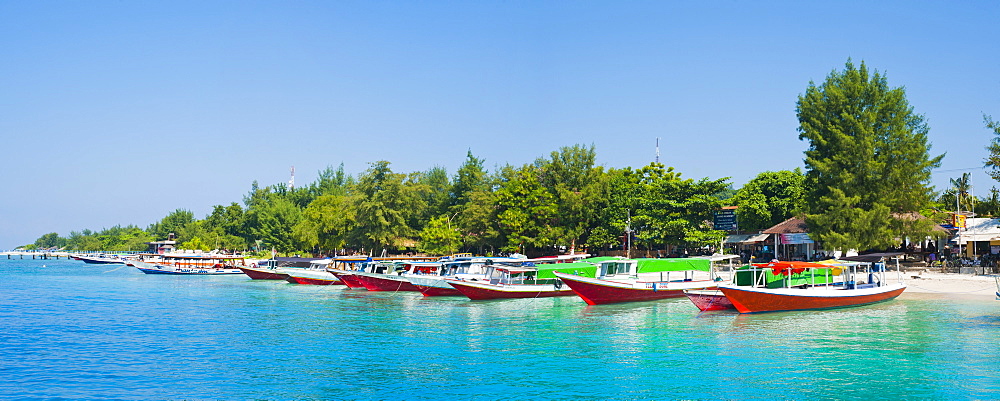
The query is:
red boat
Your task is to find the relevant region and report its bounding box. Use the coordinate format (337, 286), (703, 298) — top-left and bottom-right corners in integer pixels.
(718, 260), (907, 313)
(239, 265), (289, 280)
(445, 262), (599, 300)
(684, 289), (736, 311)
(284, 259), (341, 285)
(353, 262), (442, 292)
(240, 257), (317, 280)
(408, 256), (519, 297)
(553, 257), (731, 305)
(330, 271), (367, 289)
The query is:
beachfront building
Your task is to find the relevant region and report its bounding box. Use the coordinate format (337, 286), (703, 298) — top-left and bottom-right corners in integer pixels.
(954, 218), (1000, 259)
(145, 233), (177, 254)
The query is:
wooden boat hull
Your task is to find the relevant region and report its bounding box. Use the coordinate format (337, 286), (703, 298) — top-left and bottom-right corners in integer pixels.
(553, 272), (717, 305)
(79, 257), (124, 264)
(407, 276), (463, 296)
(719, 283), (906, 313)
(239, 266), (289, 280)
(136, 266), (244, 275)
(329, 271), (366, 289)
(445, 279), (574, 300)
(414, 284), (463, 297)
(684, 290), (736, 311)
(284, 270), (341, 285)
(354, 273), (420, 292)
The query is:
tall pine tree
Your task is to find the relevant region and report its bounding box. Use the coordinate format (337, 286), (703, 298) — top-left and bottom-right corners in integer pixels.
(797, 60), (943, 251)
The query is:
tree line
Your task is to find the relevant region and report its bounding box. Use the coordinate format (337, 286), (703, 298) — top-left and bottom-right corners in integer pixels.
(27, 145), (739, 256)
(24, 60), (1000, 256)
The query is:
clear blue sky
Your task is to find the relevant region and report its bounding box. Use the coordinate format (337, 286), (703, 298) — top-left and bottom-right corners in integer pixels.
(1, 1), (998, 248)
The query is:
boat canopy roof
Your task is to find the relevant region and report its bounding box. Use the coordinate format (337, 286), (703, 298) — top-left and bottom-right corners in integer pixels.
(751, 261), (859, 270)
(161, 254), (244, 260)
(496, 262), (598, 279)
(536, 262), (597, 279)
(633, 258), (711, 273)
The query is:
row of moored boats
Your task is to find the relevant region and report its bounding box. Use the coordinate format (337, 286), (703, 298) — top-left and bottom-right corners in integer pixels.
(71, 252), (909, 313)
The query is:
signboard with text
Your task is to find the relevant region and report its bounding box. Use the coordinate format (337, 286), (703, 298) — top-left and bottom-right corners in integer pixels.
(780, 233), (814, 244)
(714, 209), (737, 231)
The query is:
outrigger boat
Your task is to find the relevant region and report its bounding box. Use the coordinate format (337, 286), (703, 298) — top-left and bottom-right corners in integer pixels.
(684, 288), (736, 311)
(352, 261), (442, 292)
(130, 253), (247, 275)
(239, 257), (316, 280)
(409, 254), (583, 297)
(328, 256), (438, 289)
(285, 256), (373, 285)
(554, 256), (736, 305)
(717, 257), (906, 313)
(445, 262), (598, 300)
(77, 254), (128, 264)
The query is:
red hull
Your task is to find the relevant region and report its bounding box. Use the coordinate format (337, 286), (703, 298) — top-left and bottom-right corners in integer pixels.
(288, 276), (342, 285)
(330, 272), (366, 289)
(685, 292), (735, 311)
(720, 285), (906, 313)
(447, 281), (574, 300)
(354, 274), (421, 292)
(557, 275), (695, 305)
(415, 285), (463, 297)
(239, 266), (289, 280)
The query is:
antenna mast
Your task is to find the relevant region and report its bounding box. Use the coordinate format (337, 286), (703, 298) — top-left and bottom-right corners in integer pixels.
(289, 166), (295, 189)
(655, 137), (660, 164)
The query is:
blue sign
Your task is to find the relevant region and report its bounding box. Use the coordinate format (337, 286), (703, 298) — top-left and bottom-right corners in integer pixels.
(714, 210), (737, 231)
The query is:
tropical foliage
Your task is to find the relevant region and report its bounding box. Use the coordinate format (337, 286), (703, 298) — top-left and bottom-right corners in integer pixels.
(797, 60), (943, 251)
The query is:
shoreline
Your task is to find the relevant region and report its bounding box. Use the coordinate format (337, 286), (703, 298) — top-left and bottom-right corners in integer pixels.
(897, 272), (998, 300)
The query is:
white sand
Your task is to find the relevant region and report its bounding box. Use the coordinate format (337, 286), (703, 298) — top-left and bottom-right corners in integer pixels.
(896, 271), (999, 299)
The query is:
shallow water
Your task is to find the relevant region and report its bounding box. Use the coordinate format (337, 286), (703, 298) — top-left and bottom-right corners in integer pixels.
(1, 259), (998, 400)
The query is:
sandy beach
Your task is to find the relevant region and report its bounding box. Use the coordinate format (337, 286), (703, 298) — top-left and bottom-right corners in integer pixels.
(898, 271), (999, 300)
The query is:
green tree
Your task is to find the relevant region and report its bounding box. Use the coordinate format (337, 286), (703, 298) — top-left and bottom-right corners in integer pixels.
(244, 194), (304, 252)
(33, 232), (66, 249)
(984, 115), (1000, 181)
(309, 164), (352, 197)
(975, 187), (1000, 217)
(148, 209), (195, 241)
(418, 214), (461, 255)
(731, 169), (806, 231)
(177, 236), (210, 251)
(797, 60), (943, 251)
(450, 151), (487, 210)
(494, 163), (558, 253)
(202, 202), (249, 250)
(537, 144), (603, 253)
(454, 181), (501, 254)
(946, 172), (974, 213)
(351, 161), (411, 250)
(629, 163), (729, 250)
(293, 194), (356, 252)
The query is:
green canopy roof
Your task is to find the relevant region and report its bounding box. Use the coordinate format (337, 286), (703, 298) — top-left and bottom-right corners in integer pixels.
(534, 262), (598, 279)
(634, 258), (711, 273)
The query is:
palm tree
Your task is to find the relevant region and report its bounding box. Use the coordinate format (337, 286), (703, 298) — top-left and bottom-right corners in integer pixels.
(949, 173), (973, 213)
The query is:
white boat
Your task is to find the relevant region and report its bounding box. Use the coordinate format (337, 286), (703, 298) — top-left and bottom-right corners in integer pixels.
(407, 256), (522, 296)
(77, 254), (128, 264)
(554, 256), (732, 305)
(284, 258), (340, 285)
(445, 261), (599, 300)
(131, 253), (246, 275)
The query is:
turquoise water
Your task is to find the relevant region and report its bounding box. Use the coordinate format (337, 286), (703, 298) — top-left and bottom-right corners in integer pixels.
(1, 259), (998, 400)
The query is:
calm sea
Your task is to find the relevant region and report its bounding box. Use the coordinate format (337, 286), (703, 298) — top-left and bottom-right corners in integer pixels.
(1, 258), (998, 400)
